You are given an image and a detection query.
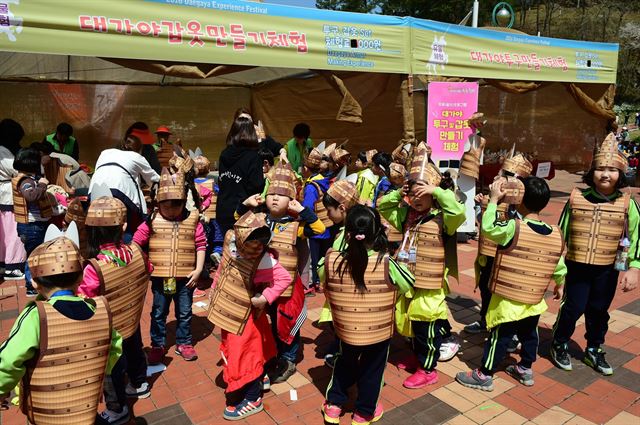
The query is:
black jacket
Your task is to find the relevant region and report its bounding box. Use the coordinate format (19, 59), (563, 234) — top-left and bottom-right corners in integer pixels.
(216, 145), (265, 230)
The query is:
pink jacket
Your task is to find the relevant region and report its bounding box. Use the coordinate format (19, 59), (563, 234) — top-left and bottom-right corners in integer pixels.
(198, 184), (213, 211)
(133, 218), (207, 252)
(78, 243), (153, 298)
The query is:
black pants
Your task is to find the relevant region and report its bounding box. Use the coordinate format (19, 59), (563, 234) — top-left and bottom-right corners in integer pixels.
(552, 261), (618, 348)
(106, 327), (148, 410)
(477, 257), (495, 326)
(412, 319), (447, 371)
(326, 339), (390, 416)
(480, 315), (539, 375)
(309, 238), (331, 286)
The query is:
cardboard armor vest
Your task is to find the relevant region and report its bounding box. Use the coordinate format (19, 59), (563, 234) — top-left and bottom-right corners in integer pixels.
(43, 158), (74, 194)
(406, 215), (446, 289)
(156, 141), (174, 169)
(311, 181), (333, 228)
(12, 173), (52, 224)
(207, 231), (260, 335)
(87, 243), (150, 339)
(478, 199), (510, 257)
(20, 296), (112, 425)
(460, 137), (486, 180)
(270, 221), (300, 298)
(566, 188), (630, 265)
(195, 179), (217, 221)
(324, 249), (396, 346)
(489, 220), (564, 304)
(149, 211), (199, 278)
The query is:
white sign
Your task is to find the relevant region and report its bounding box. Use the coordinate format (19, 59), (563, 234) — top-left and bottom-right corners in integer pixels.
(536, 162), (551, 178)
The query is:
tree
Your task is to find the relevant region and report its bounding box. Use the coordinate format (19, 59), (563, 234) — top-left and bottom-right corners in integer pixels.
(315, 0), (379, 13)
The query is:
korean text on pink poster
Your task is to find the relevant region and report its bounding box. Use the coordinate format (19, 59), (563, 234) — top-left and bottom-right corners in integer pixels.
(427, 82), (479, 163)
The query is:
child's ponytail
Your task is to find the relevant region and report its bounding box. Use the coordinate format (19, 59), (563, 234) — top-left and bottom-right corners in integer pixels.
(336, 205), (389, 292)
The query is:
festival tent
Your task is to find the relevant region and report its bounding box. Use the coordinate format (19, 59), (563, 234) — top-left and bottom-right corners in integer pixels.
(0, 0), (618, 170)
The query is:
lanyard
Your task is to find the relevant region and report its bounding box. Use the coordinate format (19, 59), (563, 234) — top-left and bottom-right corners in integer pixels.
(99, 249), (127, 267)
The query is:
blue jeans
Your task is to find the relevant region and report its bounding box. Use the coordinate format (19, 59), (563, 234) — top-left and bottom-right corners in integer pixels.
(150, 277), (194, 347)
(268, 303), (300, 363)
(16, 221), (48, 289)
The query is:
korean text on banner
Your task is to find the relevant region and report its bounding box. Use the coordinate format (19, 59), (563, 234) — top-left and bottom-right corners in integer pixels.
(427, 82), (479, 163)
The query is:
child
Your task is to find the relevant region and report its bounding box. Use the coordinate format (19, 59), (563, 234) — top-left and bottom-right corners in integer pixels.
(12, 148), (52, 296)
(371, 152), (394, 208)
(193, 152), (224, 272)
(0, 225), (122, 424)
(465, 153), (533, 335)
(133, 168), (206, 364)
(456, 176), (566, 390)
(302, 145), (335, 294)
(209, 211), (291, 420)
(259, 148), (275, 197)
(237, 163), (324, 383)
(378, 142), (465, 389)
(322, 205), (413, 425)
(319, 180), (361, 367)
(78, 192), (152, 423)
(354, 149), (379, 204)
(551, 133), (639, 375)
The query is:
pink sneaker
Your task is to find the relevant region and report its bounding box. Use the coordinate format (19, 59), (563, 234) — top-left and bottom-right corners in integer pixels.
(193, 288), (207, 298)
(352, 403), (384, 424)
(403, 369), (439, 389)
(396, 354), (419, 371)
(175, 344), (198, 361)
(322, 401), (342, 424)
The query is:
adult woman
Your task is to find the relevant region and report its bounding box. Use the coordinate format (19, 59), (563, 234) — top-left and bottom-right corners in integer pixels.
(551, 133), (639, 375)
(0, 119), (26, 279)
(229, 108), (287, 162)
(217, 116), (265, 235)
(89, 131), (160, 241)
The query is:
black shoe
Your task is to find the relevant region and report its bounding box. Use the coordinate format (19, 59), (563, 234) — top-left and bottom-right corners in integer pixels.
(268, 358), (296, 384)
(324, 353), (336, 369)
(25, 288), (38, 297)
(583, 347), (613, 375)
(550, 342), (572, 371)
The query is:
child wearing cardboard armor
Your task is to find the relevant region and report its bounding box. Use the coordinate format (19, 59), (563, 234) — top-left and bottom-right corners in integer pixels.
(208, 211), (292, 420)
(354, 149), (379, 204)
(465, 151), (533, 335)
(456, 176), (566, 391)
(551, 133), (639, 375)
(236, 162), (325, 383)
(0, 224), (122, 425)
(321, 205), (414, 425)
(377, 142), (466, 389)
(77, 188), (152, 424)
(133, 168), (207, 365)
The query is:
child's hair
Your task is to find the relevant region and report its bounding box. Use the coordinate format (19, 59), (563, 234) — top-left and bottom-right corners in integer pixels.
(582, 166), (629, 189)
(322, 192), (341, 209)
(293, 123), (310, 140)
(372, 152), (392, 174)
(521, 176), (551, 212)
(259, 148), (275, 166)
(0, 118), (24, 155)
(13, 148), (42, 174)
(357, 151), (368, 165)
(30, 141), (54, 156)
(33, 271), (82, 289)
(336, 205), (389, 292)
(87, 225), (124, 259)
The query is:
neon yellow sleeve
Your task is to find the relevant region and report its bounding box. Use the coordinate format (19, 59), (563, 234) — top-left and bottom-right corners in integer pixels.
(481, 202), (516, 246)
(433, 187), (466, 236)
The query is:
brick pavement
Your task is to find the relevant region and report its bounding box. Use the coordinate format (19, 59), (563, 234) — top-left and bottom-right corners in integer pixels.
(1, 171), (639, 425)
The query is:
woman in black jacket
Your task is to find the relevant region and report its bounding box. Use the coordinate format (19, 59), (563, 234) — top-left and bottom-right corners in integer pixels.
(217, 116), (265, 235)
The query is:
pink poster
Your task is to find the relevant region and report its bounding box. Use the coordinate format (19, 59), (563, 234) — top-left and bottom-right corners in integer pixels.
(427, 82), (479, 163)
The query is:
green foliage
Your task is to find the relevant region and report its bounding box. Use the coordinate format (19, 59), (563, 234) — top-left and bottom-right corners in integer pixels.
(315, 0), (379, 13)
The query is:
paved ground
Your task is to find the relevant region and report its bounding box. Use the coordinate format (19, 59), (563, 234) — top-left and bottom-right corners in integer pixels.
(1, 170), (639, 425)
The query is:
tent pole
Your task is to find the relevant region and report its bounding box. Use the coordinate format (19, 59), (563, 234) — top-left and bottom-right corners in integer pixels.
(401, 75), (415, 143)
(67, 55), (70, 82)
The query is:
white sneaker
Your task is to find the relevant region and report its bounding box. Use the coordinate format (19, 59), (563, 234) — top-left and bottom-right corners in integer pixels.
(439, 336), (460, 361)
(125, 381), (151, 398)
(4, 269), (24, 280)
(99, 405), (129, 425)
